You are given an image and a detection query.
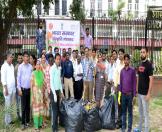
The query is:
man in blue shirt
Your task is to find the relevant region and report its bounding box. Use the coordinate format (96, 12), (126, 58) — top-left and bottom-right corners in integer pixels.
(63, 52), (74, 98)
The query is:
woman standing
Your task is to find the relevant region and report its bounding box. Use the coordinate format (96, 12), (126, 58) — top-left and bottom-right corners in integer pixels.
(40, 53), (47, 73)
(30, 54), (37, 70)
(31, 60), (44, 131)
(40, 53), (49, 125)
(95, 54), (107, 107)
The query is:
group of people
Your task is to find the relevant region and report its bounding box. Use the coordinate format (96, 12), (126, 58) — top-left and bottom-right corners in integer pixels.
(1, 45), (153, 132)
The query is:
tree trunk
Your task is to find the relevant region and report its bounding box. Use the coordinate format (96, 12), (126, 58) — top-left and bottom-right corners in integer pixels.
(0, 19), (12, 66)
(0, 34), (8, 66)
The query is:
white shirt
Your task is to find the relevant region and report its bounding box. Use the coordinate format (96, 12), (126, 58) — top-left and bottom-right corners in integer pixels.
(39, 28), (42, 33)
(106, 63), (115, 82)
(113, 61), (125, 87)
(1, 61), (16, 94)
(71, 57), (77, 68)
(74, 63), (83, 81)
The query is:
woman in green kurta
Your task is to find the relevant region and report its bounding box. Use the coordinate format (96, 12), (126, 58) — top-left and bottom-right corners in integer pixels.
(31, 60), (44, 131)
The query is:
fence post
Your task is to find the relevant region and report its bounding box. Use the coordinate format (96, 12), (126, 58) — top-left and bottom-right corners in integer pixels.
(145, 18), (148, 47)
(92, 16), (94, 48)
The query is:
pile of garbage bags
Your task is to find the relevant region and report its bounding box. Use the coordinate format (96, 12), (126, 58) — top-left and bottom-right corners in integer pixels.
(60, 95), (116, 132)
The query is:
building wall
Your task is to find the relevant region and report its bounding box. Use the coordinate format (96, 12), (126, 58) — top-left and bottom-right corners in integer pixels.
(30, 0), (162, 18)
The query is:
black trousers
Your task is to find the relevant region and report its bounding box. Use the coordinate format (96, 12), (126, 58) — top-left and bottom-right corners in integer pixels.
(116, 85), (122, 128)
(74, 79), (83, 100)
(21, 88), (30, 125)
(50, 90), (61, 132)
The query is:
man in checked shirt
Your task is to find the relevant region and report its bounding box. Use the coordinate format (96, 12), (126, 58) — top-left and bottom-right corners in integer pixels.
(82, 47), (94, 101)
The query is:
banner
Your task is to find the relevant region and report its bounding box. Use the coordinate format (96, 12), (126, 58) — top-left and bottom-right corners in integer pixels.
(46, 19), (80, 51)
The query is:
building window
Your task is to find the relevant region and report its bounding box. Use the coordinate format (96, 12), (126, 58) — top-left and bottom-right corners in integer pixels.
(108, 2), (113, 9)
(98, 0), (102, 17)
(55, 0), (59, 15)
(90, 0), (95, 9)
(62, 0), (67, 15)
(135, 0), (139, 11)
(135, 11), (139, 18)
(44, 7), (49, 15)
(90, 0), (95, 16)
(135, 3), (139, 11)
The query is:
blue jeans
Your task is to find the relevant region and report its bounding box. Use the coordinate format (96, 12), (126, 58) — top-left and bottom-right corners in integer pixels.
(121, 94), (133, 130)
(138, 94), (149, 132)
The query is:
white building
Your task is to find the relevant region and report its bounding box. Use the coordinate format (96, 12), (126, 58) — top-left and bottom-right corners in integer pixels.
(31, 0), (162, 19)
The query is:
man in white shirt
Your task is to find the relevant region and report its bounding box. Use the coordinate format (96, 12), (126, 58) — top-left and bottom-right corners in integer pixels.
(102, 51), (109, 69)
(71, 50), (77, 67)
(105, 55), (115, 96)
(113, 48), (125, 129)
(73, 55), (83, 100)
(1, 51), (16, 125)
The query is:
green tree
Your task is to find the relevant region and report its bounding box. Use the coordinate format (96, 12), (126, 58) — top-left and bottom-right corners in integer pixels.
(125, 11), (134, 20)
(108, 0), (125, 21)
(108, 0), (125, 49)
(0, 0), (53, 65)
(69, 0), (85, 21)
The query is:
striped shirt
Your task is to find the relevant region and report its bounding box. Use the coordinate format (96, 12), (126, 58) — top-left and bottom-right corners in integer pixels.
(82, 57), (94, 81)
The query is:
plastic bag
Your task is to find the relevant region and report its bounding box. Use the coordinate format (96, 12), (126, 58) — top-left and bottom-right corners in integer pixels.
(60, 98), (84, 132)
(99, 95), (116, 129)
(83, 106), (102, 132)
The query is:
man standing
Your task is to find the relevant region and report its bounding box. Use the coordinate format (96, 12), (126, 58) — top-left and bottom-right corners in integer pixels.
(82, 47), (94, 101)
(119, 54), (136, 132)
(50, 53), (64, 132)
(74, 56), (83, 100)
(105, 55), (115, 96)
(1, 52), (15, 126)
(102, 51), (109, 69)
(68, 48), (72, 58)
(17, 51), (33, 130)
(63, 52), (74, 98)
(112, 49), (119, 67)
(15, 53), (23, 121)
(135, 47), (153, 132)
(114, 48), (125, 128)
(36, 23), (45, 58)
(91, 49), (98, 67)
(46, 46), (53, 60)
(54, 47), (59, 57)
(71, 50), (77, 67)
(81, 26), (93, 49)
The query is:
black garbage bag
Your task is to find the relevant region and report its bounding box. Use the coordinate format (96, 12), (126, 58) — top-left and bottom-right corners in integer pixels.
(59, 100), (66, 127)
(99, 95), (116, 129)
(60, 98), (84, 132)
(83, 106), (102, 132)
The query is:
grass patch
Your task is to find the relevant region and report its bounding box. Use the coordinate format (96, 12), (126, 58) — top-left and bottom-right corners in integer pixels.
(0, 84), (162, 131)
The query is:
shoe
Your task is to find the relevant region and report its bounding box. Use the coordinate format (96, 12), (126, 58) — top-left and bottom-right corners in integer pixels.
(35, 128), (40, 132)
(128, 128), (132, 132)
(26, 123), (31, 128)
(9, 121), (15, 124)
(116, 123), (122, 129)
(133, 128), (141, 132)
(121, 129), (126, 132)
(21, 124), (26, 131)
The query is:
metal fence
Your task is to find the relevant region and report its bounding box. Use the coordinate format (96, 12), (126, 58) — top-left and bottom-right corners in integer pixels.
(0, 18), (162, 74)
(81, 18), (162, 75)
